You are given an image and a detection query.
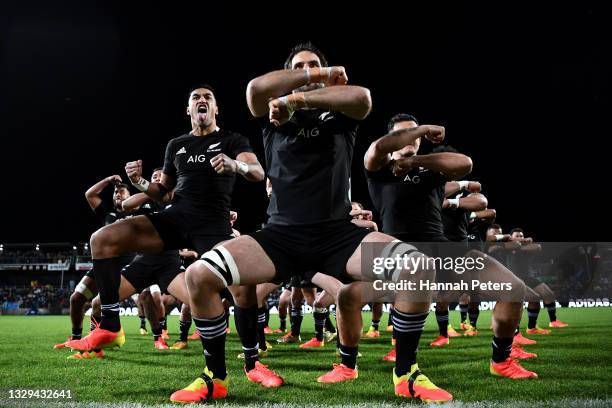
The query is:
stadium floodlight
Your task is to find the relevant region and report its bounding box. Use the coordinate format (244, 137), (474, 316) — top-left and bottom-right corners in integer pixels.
(35, 244), (40, 251)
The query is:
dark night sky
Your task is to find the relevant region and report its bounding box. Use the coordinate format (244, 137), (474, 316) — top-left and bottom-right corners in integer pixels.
(0, 3), (609, 243)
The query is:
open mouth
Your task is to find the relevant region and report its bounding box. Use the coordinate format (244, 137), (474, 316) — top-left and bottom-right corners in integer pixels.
(197, 105), (208, 114)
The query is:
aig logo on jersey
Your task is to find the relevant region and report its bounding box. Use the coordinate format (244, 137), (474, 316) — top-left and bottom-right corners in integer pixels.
(403, 168), (428, 184)
(187, 155), (207, 163)
(297, 127), (320, 138)
(403, 174), (421, 183)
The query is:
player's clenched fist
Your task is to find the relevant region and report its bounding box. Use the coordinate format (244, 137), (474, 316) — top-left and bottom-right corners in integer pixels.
(423, 125), (445, 144)
(308, 66), (348, 86)
(210, 153), (237, 174)
(125, 160), (143, 184)
(106, 175), (123, 185)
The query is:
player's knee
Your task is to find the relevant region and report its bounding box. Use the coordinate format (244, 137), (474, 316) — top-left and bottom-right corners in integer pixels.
(139, 290), (152, 302)
(232, 286), (256, 308)
(513, 278), (527, 300)
(291, 291), (304, 306)
(70, 291), (85, 307)
(313, 298), (324, 309)
(337, 283), (362, 311)
(73, 281), (94, 301)
(90, 226), (120, 257)
(495, 301), (523, 325)
(190, 246), (241, 289)
(399, 252), (435, 282)
(185, 262), (212, 291)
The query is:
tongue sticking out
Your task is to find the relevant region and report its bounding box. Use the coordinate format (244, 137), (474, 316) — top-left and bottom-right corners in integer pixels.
(196, 105), (209, 121)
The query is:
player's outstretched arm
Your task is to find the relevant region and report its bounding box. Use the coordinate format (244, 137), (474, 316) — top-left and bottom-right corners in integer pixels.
(395, 152), (472, 180)
(364, 125), (444, 172)
(121, 192), (150, 212)
(472, 208), (497, 222)
(84, 175), (122, 211)
(444, 180), (481, 197)
(247, 66), (349, 118)
(267, 85), (371, 126)
(444, 192), (488, 212)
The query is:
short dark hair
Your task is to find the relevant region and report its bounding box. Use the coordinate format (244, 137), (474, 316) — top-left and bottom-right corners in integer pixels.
(510, 228), (524, 235)
(188, 83), (215, 98)
(152, 167), (163, 173)
(387, 113), (419, 133)
(488, 224), (502, 231)
(284, 42), (328, 69)
(114, 183), (129, 191)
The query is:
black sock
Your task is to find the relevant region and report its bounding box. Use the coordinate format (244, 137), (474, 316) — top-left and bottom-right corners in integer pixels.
(290, 306), (303, 337)
(492, 336), (513, 363)
(264, 307), (270, 327)
(394, 309), (428, 377)
(514, 326), (520, 336)
(459, 304), (468, 322)
(314, 308), (326, 341)
(225, 310), (231, 330)
(139, 315), (146, 329)
(339, 344), (358, 369)
(387, 306), (394, 327)
(159, 317), (167, 331)
(435, 309), (449, 337)
(193, 313), (227, 379)
(234, 305), (259, 371)
(469, 309), (480, 329)
(257, 307), (267, 351)
(371, 319), (380, 331)
(179, 319), (192, 342)
(71, 327), (82, 340)
(152, 325), (162, 341)
(90, 314), (101, 332)
(324, 312), (336, 333)
(544, 302), (557, 322)
(93, 258), (122, 332)
(279, 315), (287, 331)
(527, 306), (540, 329)
(391, 308), (397, 340)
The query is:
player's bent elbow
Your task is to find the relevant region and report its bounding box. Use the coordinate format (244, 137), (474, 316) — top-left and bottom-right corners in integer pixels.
(246, 80), (266, 117)
(461, 156), (473, 176)
(355, 87), (372, 119)
(250, 166), (265, 182)
(451, 156), (473, 179)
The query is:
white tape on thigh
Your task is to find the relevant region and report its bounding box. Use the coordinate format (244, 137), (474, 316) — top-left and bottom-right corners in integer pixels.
(130, 294), (139, 302)
(75, 279), (94, 300)
(199, 245), (241, 287)
(380, 239), (419, 282)
(149, 284), (161, 294)
(215, 246), (240, 286)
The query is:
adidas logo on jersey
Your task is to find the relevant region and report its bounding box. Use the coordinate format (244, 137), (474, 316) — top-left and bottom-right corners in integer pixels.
(176, 147), (187, 155)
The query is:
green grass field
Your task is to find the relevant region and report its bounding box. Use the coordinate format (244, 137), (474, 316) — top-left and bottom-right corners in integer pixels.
(1, 308), (611, 407)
